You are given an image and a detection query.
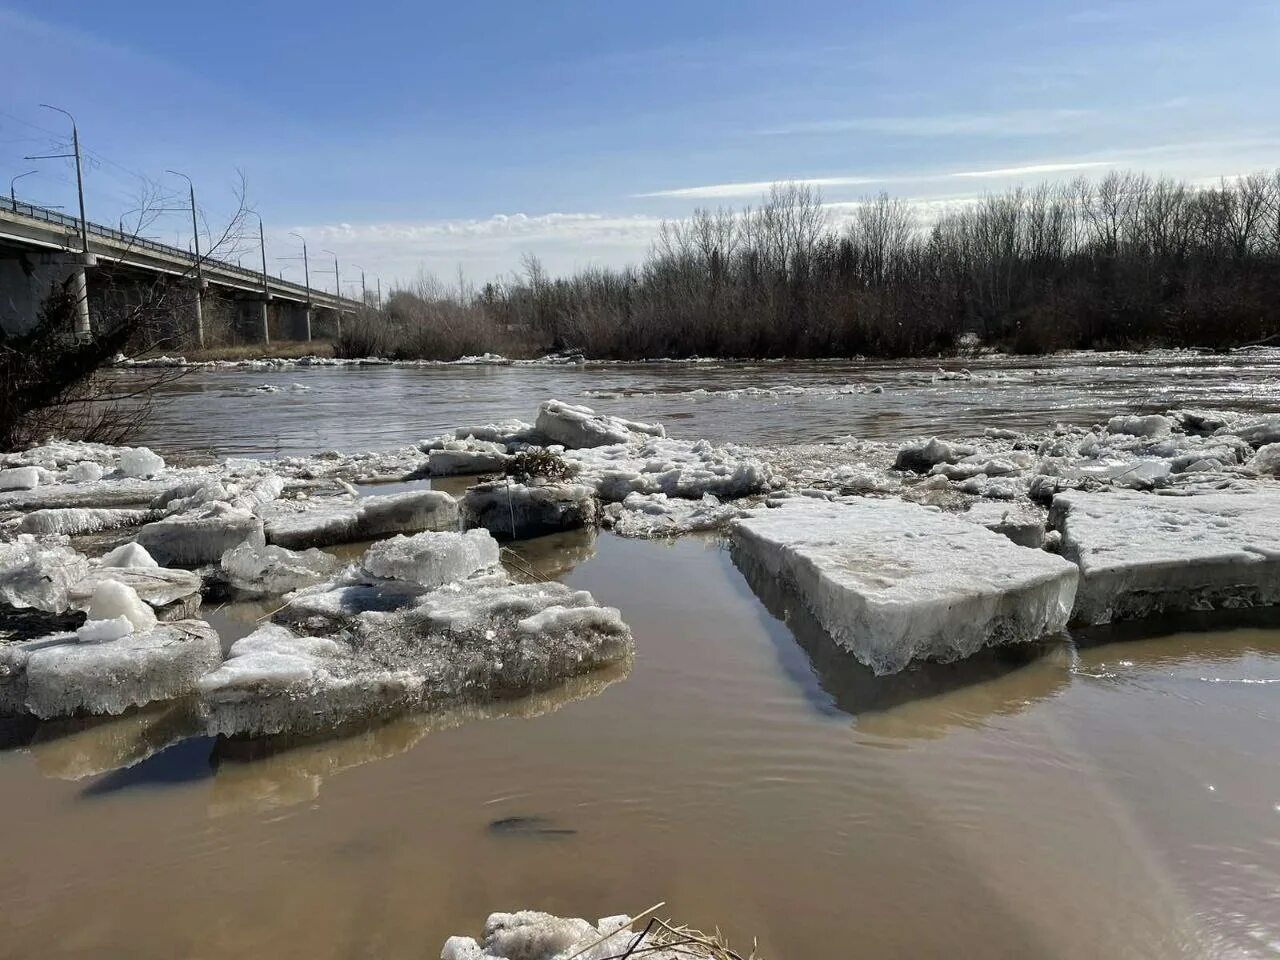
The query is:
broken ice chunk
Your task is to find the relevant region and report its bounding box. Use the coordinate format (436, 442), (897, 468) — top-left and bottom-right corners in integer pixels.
(731, 498), (1078, 674)
(426, 439), (509, 476)
(0, 619), (222, 719)
(69, 566), (202, 620)
(0, 466), (40, 491)
(100, 542), (159, 568)
(17, 507), (154, 536)
(0, 536), (90, 613)
(361, 530), (500, 587)
(535, 400), (664, 449)
(76, 616), (134, 644)
(85, 579), (157, 634)
(1051, 488), (1280, 624)
(893, 438), (977, 474)
(118, 447), (165, 478)
(220, 538), (340, 596)
(260, 489), (458, 549)
(136, 502), (263, 566)
(462, 481), (596, 539)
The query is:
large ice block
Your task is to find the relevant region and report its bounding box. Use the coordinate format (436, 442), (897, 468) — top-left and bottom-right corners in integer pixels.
(731, 498), (1078, 674)
(1050, 488), (1280, 624)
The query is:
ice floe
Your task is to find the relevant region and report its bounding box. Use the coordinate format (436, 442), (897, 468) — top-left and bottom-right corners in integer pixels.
(732, 498), (1078, 674)
(534, 399), (665, 449)
(1051, 488), (1280, 624)
(0, 619), (221, 719)
(259, 489), (458, 549)
(462, 481), (597, 539)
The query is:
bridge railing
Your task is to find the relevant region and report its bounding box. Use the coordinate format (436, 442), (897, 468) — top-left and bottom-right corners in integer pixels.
(4, 197), (355, 307)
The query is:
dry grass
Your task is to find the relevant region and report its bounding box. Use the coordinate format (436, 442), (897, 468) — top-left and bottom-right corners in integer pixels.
(175, 340), (335, 362)
(564, 907), (762, 960)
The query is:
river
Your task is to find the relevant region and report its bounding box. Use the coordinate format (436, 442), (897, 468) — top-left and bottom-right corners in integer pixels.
(3, 351), (1280, 959)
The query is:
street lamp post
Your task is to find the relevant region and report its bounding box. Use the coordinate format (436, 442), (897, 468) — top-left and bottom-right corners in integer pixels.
(352, 264), (368, 307)
(167, 170), (205, 348)
(249, 212), (270, 344)
(289, 232), (313, 341)
(27, 104), (92, 337)
(8, 170), (37, 211)
(323, 249), (342, 338)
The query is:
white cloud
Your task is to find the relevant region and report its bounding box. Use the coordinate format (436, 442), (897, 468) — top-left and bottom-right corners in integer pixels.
(758, 108), (1094, 138)
(634, 176), (887, 200)
(947, 160), (1118, 178)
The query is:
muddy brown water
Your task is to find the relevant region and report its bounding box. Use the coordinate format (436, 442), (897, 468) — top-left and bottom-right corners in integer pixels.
(4, 355), (1280, 958)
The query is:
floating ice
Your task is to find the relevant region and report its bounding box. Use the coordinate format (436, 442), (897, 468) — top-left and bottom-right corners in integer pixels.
(0, 466), (39, 491)
(731, 498), (1078, 674)
(17, 507), (153, 536)
(136, 502), (263, 565)
(66, 461), (105, 483)
(441, 912), (674, 960)
(535, 400), (664, 449)
(260, 489), (458, 549)
(1106, 414), (1173, 438)
(1051, 488), (1280, 624)
(118, 447), (165, 478)
(1247, 443), (1280, 476)
(84, 579), (157, 634)
(68, 566), (202, 619)
(602, 491), (740, 538)
(0, 619), (222, 719)
(462, 481), (596, 539)
(100, 542), (159, 568)
(201, 576), (632, 737)
(76, 616), (134, 644)
(361, 529), (500, 587)
(565, 437), (771, 502)
(0, 536), (90, 613)
(962, 500), (1047, 548)
(220, 538), (340, 596)
(893, 437), (978, 473)
(423, 439), (509, 476)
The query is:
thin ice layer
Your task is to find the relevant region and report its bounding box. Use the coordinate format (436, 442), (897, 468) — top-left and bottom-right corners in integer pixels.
(1051, 488), (1280, 624)
(0, 620), (222, 719)
(731, 498), (1078, 674)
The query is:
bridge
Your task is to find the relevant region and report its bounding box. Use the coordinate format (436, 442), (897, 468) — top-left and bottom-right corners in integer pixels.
(0, 197), (363, 343)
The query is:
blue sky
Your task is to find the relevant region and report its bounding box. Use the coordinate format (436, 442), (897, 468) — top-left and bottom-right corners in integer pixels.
(2, 0), (1277, 290)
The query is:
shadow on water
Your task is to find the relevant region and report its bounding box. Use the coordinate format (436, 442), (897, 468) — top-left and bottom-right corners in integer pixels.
(728, 539), (1073, 739)
(81, 735), (215, 797)
(206, 661), (630, 817)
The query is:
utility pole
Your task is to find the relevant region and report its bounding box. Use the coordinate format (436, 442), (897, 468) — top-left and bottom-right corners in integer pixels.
(376, 276), (382, 309)
(167, 170), (204, 348)
(290, 232), (313, 341)
(28, 104), (92, 338)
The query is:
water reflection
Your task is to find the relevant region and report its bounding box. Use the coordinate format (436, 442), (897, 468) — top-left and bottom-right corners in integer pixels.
(2, 701), (202, 781)
(207, 662), (629, 817)
(501, 527), (599, 582)
(731, 539), (1072, 738)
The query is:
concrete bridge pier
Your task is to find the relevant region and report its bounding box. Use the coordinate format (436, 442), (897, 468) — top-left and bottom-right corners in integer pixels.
(0, 249), (91, 337)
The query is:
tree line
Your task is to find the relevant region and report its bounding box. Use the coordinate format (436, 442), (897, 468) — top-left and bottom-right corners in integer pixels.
(341, 170), (1280, 361)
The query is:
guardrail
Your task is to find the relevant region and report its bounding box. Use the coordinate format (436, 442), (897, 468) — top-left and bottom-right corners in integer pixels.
(3, 196), (358, 307)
